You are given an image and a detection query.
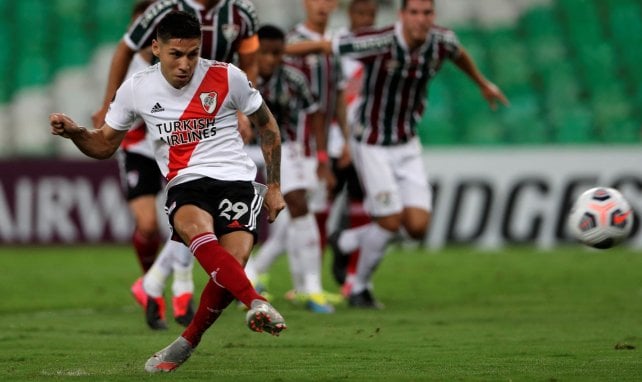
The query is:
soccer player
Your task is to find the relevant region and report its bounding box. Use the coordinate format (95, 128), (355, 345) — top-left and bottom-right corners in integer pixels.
(327, 0), (377, 295)
(119, 0), (158, 276)
(92, 0), (260, 127)
(50, 11), (287, 372)
(286, 0), (347, 232)
(271, 0), (346, 307)
(97, 0), (261, 330)
(244, 25), (334, 313)
(114, 0), (195, 331)
(287, 0), (509, 308)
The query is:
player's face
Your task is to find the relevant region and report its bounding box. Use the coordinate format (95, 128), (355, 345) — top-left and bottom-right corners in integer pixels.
(349, 1), (377, 30)
(400, 0), (435, 48)
(304, 0), (338, 27)
(153, 37), (201, 89)
(257, 38), (285, 79)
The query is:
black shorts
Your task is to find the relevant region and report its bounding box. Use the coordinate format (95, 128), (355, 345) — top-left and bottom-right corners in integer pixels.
(165, 178), (266, 243)
(118, 151), (164, 200)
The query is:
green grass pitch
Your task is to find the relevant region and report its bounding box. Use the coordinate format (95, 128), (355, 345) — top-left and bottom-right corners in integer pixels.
(1, 244), (641, 381)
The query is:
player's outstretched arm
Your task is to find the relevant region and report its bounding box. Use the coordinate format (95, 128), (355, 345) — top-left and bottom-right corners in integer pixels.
(453, 48), (510, 110)
(50, 113), (127, 160)
(92, 41), (136, 128)
(284, 40), (332, 56)
(247, 102), (286, 223)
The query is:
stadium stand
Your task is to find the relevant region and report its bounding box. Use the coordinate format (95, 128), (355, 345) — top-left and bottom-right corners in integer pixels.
(0, 0), (639, 156)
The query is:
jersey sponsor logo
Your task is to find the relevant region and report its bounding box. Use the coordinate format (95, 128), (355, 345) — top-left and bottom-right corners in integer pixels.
(221, 24), (240, 42)
(199, 91), (218, 114)
(156, 118), (217, 146)
(139, 0), (175, 29)
(151, 102), (165, 113)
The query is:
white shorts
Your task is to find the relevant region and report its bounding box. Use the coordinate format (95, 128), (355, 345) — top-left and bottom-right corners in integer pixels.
(352, 137), (432, 217)
(303, 155), (328, 213)
(281, 141), (318, 195)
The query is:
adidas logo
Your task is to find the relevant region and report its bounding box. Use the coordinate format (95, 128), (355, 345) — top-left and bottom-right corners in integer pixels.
(150, 102), (165, 113)
(227, 220), (244, 229)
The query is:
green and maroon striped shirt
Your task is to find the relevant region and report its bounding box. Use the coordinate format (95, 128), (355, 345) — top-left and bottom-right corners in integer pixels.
(124, 0), (258, 62)
(285, 23), (344, 154)
(257, 65), (319, 144)
(334, 22), (460, 146)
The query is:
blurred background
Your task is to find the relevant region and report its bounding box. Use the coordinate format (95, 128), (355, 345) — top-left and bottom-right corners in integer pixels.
(0, 0), (640, 246)
(0, 0), (640, 156)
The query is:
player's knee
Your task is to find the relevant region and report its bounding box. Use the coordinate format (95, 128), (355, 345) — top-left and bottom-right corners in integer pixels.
(137, 218), (159, 236)
(173, 206), (214, 242)
(403, 215), (431, 240)
(405, 225), (428, 240)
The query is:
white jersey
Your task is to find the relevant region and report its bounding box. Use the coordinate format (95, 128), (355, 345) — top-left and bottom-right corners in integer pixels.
(106, 58), (262, 189)
(119, 53), (155, 158)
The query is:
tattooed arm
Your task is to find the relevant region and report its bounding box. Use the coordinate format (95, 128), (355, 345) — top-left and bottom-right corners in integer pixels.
(247, 101), (286, 222)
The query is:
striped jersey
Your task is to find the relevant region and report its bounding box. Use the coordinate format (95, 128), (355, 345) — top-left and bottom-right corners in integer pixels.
(105, 58), (262, 189)
(285, 23), (344, 152)
(334, 27), (364, 127)
(256, 65), (318, 144)
(333, 22), (461, 146)
(124, 0), (258, 62)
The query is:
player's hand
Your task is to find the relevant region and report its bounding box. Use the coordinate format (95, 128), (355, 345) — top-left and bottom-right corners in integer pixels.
(91, 106), (108, 129)
(263, 184), (286, 223)
(50, 113), (80, 139)
(481, 81), (510, 110)
(317, 162), (336, 195)
(336, 143), (351, 169)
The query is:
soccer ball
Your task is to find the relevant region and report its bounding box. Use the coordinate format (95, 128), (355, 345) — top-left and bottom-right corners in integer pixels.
(567, 187), (633, 249)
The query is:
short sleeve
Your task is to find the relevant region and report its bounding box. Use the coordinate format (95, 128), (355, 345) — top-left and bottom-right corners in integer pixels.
(228, 65), (263, 115)
(123, 2), (176, 51)
(440, 29), (461, 60)
(236, 0), (259, 38)
(105, 78), (138, 131)
(333, 27), (394, 60)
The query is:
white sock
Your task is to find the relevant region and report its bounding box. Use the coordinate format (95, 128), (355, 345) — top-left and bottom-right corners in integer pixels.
(171, 244), (194, 296)
(284, 214), (304, 293)
(244, 256), (260, 285)
(326, 187), (348, 234)
(245, 211), (289, 284)
(142, 238), (177, 297)
(287, 213), (323, 295)
(338, 224), (371, 254)
(352, 223), (395, 294)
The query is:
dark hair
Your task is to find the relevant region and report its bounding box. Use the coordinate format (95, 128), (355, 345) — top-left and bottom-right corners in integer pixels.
(400, 0), (433, 10)
(258, 24), (285, 42)
(350, 0), (377, 11)
(156, 10), (202, 42)
(132, 0), (154, 17)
